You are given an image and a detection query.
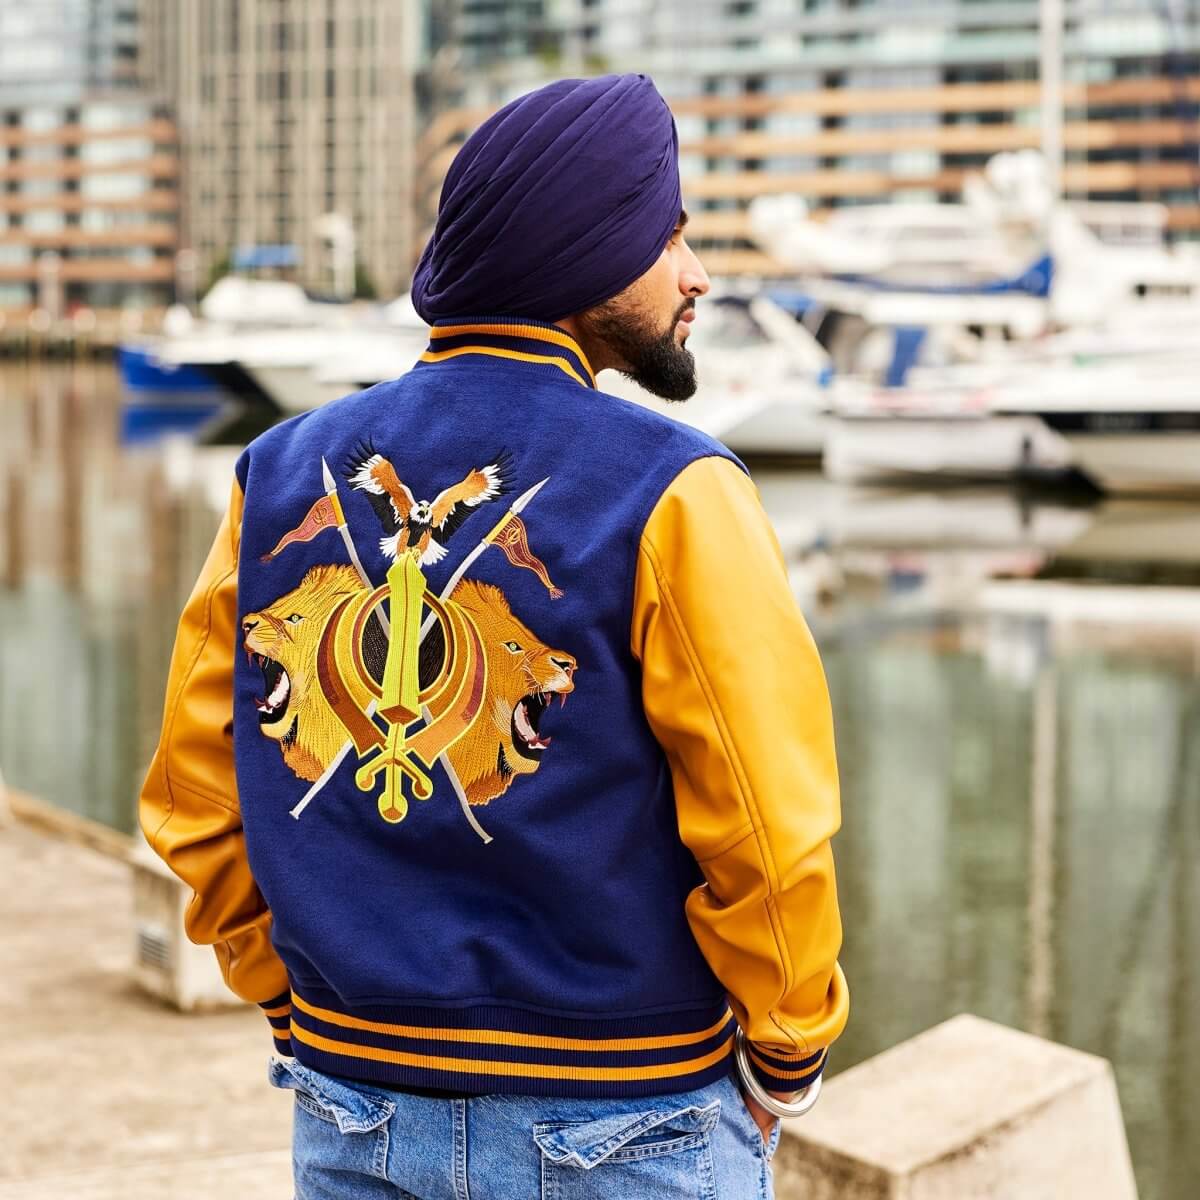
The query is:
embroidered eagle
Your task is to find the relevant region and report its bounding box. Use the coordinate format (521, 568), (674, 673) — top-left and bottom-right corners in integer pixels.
(344, 441), (516, 566)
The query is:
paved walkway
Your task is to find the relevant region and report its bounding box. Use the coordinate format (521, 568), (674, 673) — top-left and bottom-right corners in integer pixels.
(0, 812), (293, 1199)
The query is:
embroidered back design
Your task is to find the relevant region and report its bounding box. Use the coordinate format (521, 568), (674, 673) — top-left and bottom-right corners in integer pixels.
(243, 447), (576, 843)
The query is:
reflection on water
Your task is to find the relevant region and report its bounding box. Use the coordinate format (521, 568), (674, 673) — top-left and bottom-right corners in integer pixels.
(1, 364), (239, 833)
(2, 365), (1198, 1197)
(819, 614), (1199, 1200)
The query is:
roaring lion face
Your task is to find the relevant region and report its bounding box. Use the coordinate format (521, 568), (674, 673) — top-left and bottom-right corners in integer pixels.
(241, 564), (364, 782)
(430, 578), (577, 806)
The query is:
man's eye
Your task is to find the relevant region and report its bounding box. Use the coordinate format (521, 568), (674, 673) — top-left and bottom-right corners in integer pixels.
(287, 613), (304, 624)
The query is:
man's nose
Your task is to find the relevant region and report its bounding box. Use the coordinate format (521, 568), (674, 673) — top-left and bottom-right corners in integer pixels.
(680, 243), (710, 298)
(242, 618), (258, 635)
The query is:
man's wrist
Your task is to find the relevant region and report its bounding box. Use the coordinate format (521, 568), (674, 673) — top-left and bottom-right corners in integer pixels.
(741, 1033), (828, 1093)
(734, 1028), (826, 1117)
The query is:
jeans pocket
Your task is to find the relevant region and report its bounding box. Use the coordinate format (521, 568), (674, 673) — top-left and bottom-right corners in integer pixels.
(268, 1056), (394, 1181)
(533, 1098), (721, 1200)
(721, 1073), (780, 1161)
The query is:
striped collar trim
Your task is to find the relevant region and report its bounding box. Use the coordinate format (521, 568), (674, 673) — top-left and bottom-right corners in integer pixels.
(420, 317), (597, 389)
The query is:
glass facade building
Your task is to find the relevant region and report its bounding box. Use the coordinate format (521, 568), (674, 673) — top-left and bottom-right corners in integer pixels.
(0, 0), (177, 311)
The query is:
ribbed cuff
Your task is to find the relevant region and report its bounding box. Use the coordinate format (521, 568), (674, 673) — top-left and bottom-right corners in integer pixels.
(258, 989), (293, 1057)
(746, 1042), (827, 1093)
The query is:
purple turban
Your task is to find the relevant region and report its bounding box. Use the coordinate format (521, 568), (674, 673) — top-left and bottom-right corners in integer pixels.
(411, 73), (682, 324)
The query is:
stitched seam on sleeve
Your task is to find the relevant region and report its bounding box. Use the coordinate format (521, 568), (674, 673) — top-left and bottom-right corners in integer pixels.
(169, 776), (241, 816)
(695, 824), (757, 864)
(148, 555), (236, 853)
(639, 533), (803, 1052)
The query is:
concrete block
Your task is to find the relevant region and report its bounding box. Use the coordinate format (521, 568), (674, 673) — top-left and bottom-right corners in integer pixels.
(129, 835), (244, 1012)
(774, 1014), (1137, 1200)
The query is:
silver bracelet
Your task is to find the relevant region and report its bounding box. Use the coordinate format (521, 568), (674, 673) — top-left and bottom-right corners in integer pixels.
(733, 1027), (823, 1118)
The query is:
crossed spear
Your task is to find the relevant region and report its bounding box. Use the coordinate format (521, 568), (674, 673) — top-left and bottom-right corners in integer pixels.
(288, 458), (550, 845)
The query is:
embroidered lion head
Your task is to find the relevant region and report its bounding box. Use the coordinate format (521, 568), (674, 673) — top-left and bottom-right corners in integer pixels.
(241, 564), (365, 782)
(423, 578), (576, 806)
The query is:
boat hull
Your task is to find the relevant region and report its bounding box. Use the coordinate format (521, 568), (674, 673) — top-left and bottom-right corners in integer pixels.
(824, 415), (1073, 486)
(1055, 431), (1200, 495)
(117, 344), (217, 394)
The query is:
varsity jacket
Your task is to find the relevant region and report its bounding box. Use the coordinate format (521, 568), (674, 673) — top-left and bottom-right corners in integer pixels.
(138, 316), (849, 1099)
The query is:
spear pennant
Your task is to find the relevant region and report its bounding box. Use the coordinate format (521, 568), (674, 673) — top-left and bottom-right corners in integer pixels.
(321, 456), (388, 635)
(419, 476), (550, 640)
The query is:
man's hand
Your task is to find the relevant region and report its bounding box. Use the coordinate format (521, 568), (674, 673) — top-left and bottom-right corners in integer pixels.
(738, 1084), (798, 1147)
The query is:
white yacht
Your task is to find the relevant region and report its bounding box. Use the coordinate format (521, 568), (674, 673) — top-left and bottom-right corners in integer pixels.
(146, 281), (426, 416)
(825, 352), (1200, 496)
(750, 149), (1200, 493)
(823, 369), (1075, 487)
(992, 361), (1200, 496)
(751, 150), (1200, 381)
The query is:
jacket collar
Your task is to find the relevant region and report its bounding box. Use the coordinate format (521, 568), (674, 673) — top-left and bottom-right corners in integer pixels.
(419, 316), (597, 390)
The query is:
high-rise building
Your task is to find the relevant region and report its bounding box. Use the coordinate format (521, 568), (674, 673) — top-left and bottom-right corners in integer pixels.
(0, 0), (178, 312)
(424, 0), (1200, 274)
(142, 1), (422, 300)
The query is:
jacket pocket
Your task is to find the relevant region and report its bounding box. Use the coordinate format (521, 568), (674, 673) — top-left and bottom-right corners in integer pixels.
(268, 1056), (394, 1180)
(533, 1098), (720, 1200)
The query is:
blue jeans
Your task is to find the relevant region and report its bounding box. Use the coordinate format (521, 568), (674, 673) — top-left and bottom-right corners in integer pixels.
(268, 1055), (782, 1199)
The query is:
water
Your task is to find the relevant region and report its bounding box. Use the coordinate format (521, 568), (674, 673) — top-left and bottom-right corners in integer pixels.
(2, 364), (1198, 1196)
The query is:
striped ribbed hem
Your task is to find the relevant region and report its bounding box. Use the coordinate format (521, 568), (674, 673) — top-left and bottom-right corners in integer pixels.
(259, 990), (293, 1057)
(285, 983), (737, 1098)
(746, 1042), (828, 1092)
(418, 318), (597, 390)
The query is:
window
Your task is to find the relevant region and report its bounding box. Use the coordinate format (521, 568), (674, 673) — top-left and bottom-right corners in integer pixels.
(81, 103), (148, 131)
(80, 138), (152, 164)
(20, 179), (59, 197)
(25, 209), (64, 233)
(22, 108), (61, 134)
(80, 173), (146, 199)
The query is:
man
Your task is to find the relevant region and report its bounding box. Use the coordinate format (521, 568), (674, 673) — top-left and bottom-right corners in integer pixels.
(140, 72), (848, 1199)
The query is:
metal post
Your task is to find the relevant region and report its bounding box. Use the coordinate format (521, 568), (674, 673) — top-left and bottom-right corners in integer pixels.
(1040, 0), (1065, 201)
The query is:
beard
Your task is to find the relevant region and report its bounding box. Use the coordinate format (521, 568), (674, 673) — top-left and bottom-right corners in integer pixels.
(579, 296), (698, 401)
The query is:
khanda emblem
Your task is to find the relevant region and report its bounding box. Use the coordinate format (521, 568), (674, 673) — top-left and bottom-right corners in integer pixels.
(242, 446), (576, 844)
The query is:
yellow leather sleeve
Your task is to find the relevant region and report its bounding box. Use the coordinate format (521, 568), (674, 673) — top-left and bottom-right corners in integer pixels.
(631, 454), (849, 1091)
(137, 474), (292, 1053)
